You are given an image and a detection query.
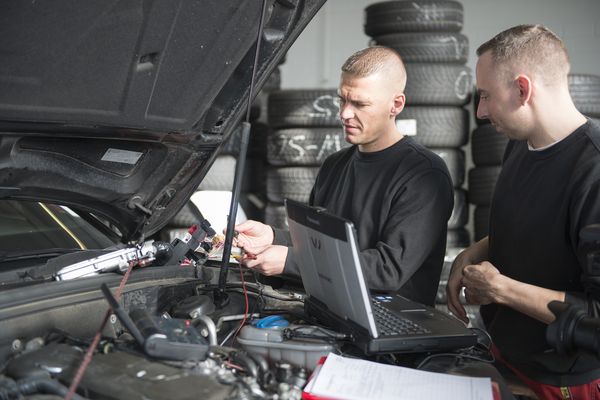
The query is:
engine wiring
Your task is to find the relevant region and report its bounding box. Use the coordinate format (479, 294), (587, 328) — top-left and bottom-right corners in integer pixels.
(249, 272), (266, 314)
(64, 260), (136, 400)
(415, 334), (496, 370)
(196, 278), (304, 303)
(232, 267), (250, 344)
(282, 325), (352, 344)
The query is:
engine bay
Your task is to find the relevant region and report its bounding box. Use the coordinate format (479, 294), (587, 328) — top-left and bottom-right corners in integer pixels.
(0, 259), (334, 400)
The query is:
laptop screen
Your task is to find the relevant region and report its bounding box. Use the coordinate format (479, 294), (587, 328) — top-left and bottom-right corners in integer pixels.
(285, 199), (379, 337)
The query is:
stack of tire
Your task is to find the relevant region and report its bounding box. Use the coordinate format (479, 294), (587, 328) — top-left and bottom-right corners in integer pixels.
(365, 0), (472, 251)
(469, 73), (600, 241)
(263, 89), (349, 228)
(468, 94), (507, 242)
(570, 74), (600, 126)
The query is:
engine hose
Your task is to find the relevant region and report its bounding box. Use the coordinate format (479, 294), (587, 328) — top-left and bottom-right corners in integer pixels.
(194, 314), (217, 346)
(230, 351), (259, 379)
(244, 351), (273, 387)
(0, 376), (19, 400)
(17, 377), (88, 400)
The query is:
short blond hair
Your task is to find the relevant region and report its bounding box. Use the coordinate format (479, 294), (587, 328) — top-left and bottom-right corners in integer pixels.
(477, 24), (570, 84)
(342, 46), (407, 90)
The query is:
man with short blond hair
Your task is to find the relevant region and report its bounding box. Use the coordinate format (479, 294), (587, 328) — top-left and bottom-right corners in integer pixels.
(447, 24), (600, 398)
(341, 46), (407, 88)
(235, 46), (453, 305)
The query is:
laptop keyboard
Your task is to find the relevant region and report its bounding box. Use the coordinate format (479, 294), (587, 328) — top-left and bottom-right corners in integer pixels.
(372, 300), (431, 336)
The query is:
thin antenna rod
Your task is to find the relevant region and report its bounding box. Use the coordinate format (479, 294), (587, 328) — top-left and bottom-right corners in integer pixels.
(215, 0), (269, 306)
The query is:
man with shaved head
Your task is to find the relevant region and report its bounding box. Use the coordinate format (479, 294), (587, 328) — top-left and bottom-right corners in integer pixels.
(235, 46), (453, 305)
(447, 25), (600, 397)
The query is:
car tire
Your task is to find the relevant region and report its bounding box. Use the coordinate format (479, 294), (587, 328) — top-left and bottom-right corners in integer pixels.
(267, 128), (349, 166)
(569, 74), (600, 117)
(404, 64), (472, 106)
(474, 205), (490, 242)
(471, 125), (509, 166)
(448, 189), (468, 229)
(364, 0), (463, 37)
(265, 202), (288, 229)
(398, 106), (469, 147)
(467, 166), (501, 206)
(266, 166), (319, 203)
(268, 89), (340, 128)
(372, 32), (468, 64)
(430, 148), (465, 187)
(446, 227), (470, 249)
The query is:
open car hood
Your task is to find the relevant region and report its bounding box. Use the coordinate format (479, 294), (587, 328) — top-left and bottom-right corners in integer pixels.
(0, 0), (325, 242)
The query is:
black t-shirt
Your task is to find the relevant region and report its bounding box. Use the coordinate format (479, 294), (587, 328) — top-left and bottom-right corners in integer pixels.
(483, 119), (600, 385)
(276, 137), (453, 306)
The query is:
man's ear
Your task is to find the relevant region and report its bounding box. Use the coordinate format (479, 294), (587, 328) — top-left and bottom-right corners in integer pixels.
(391, 93), (406, 117)
(516, 75), (532, 105)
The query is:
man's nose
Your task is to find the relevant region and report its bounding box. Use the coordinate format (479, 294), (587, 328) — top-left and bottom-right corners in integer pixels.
(476, 98), (488, 120)
(339, 103), (354, 120)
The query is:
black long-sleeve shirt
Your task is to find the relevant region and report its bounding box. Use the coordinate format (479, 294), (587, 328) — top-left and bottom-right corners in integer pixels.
(483, 119), (600, 385)
(275, 137), (453, 306)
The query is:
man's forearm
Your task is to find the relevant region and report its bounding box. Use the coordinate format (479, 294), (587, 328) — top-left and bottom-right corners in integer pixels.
(463, 236), (489, 264)
(493, 274), (566, 324)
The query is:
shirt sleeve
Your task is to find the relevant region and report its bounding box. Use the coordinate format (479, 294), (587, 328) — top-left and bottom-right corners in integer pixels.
(566, 176), (600, 318)
(272, 227), (292, 246)
(359, 169), (453, 291)
(271, 226), (302, 278)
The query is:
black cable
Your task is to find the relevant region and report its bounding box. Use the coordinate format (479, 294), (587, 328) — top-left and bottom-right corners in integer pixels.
(199, 281), (303, 302)
(469, 327), (493, 351)
(227, 288), (301, 302)
(416, 347), (495, 370)
(247, 273), (265, 319)
(282, 326), (352, 343)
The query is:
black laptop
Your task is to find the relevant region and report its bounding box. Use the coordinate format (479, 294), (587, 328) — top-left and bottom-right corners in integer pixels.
(285, 199), (477, 355)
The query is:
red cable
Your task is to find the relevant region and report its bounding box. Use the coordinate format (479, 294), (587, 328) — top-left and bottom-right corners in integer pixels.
(64, 262), (135, 400)
(232, 267), (249, 343)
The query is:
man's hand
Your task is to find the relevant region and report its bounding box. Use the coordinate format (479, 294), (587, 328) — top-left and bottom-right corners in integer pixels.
(446, 250), (471, 323)
(242, 245), (288, 276)
(447, 237), (490, 324)
(461, 261), (566, 324)
(462, 261), (502, 306)
(232, 220), (274, 254)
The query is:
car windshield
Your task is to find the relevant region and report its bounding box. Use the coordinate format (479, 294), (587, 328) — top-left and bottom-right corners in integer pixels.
(0, 200), (116, 266)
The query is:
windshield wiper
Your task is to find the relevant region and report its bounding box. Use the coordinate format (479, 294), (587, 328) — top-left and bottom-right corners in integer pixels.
(0, 248), (83, 263)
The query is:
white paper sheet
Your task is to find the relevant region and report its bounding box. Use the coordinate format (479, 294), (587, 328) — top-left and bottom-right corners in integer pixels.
(308, 353), (493, 400)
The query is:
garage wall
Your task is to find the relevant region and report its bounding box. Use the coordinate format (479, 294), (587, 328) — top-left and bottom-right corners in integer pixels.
(280, 0), (600, 89)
